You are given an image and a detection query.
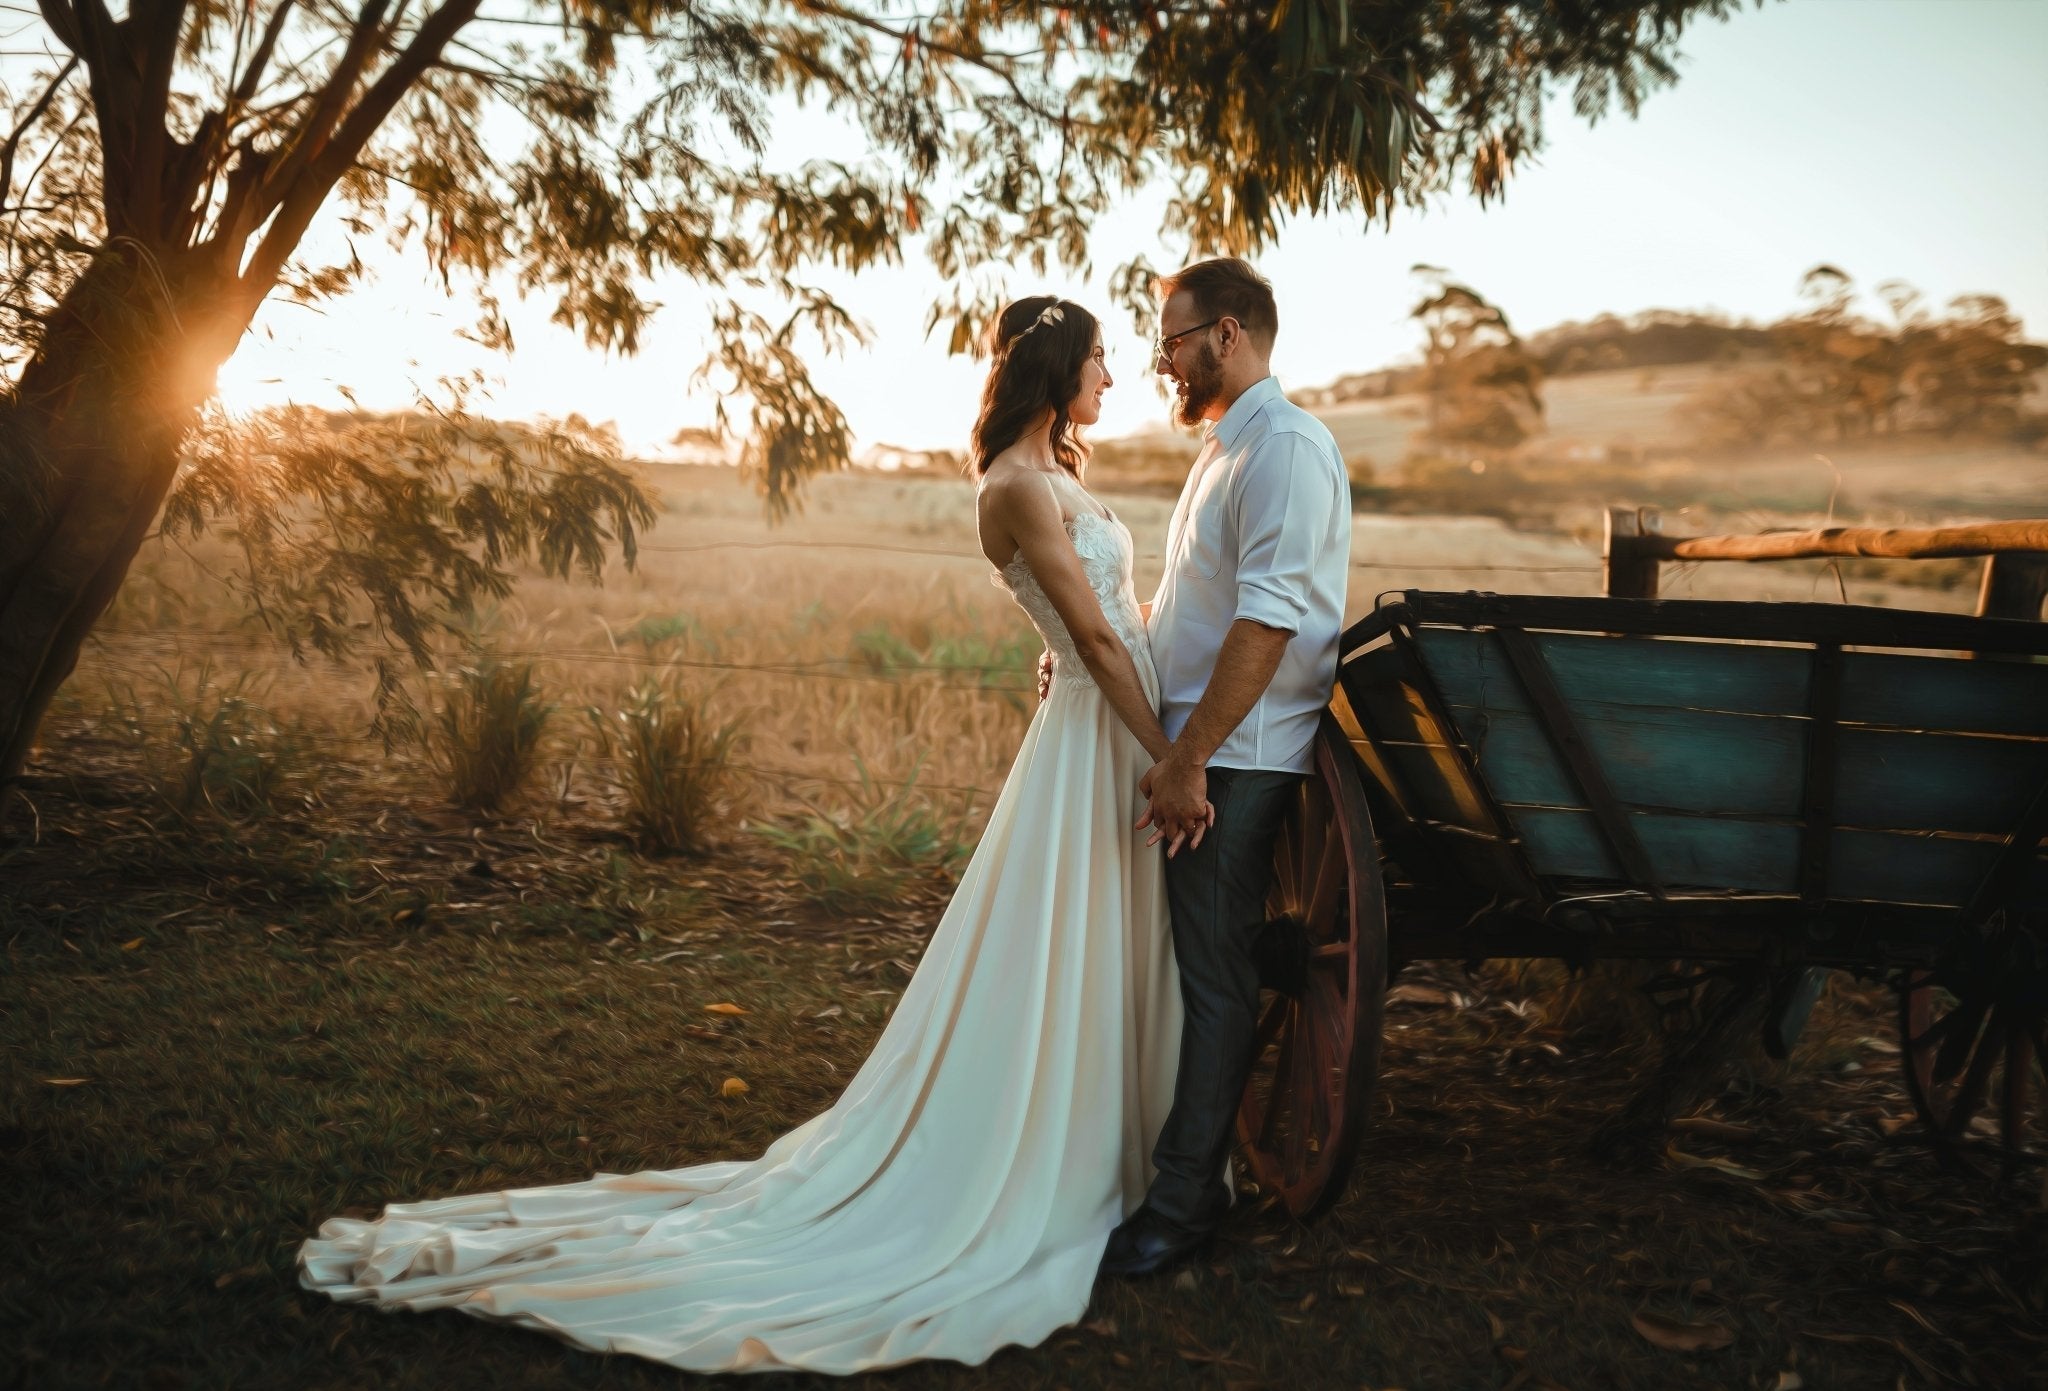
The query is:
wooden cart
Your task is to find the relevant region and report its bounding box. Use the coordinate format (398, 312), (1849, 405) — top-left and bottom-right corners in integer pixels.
(1238, 546), (2048, 1219)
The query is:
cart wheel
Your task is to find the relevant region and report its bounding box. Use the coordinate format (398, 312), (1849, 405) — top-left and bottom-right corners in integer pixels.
(1897, 915), (2048, 1174)
(1235, 714), (1388, 1220)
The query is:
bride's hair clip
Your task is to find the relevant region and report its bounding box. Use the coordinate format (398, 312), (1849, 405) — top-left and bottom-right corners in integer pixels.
(1008, 301), (1065, 347)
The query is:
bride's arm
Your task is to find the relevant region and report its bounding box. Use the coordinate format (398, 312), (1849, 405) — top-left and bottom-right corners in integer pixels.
(985, 473), (1172, 763)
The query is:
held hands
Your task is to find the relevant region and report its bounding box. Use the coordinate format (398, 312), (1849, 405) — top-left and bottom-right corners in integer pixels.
(1135, 751), (1216, 858)
(1036, 650), (1054, 702)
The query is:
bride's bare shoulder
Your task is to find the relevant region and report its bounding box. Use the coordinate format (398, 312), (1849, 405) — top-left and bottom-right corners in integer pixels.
(976, 459), (1059, 521)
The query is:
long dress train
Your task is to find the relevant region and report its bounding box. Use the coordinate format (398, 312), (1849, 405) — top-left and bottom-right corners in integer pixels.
(297, 508), (1183, 1374)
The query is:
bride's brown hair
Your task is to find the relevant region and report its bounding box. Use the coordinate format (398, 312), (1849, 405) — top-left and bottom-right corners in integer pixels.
(969, 296), (1099, 479)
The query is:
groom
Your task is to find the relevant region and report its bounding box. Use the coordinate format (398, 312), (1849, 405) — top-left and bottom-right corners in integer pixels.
(1102, 257), (1351, 1278)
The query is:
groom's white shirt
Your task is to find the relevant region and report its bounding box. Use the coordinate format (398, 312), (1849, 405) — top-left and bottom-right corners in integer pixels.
(1147, 375), (1350, 774)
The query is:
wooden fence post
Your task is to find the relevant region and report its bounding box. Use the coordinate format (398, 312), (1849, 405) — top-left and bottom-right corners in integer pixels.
(1603, 506), (1662, 599)
(1975, 553), (2048, 622)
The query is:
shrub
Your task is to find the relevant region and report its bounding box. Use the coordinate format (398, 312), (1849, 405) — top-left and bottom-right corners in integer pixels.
(106, 662), (309, 820)
(587, 682), (748, 854)
(851, 625), (920, 674)
(757, 760), (972, 911)
(435, 662), (553, 813)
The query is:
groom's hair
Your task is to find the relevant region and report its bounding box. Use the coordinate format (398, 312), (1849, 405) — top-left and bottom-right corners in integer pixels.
(1155, 258), (1277, 348)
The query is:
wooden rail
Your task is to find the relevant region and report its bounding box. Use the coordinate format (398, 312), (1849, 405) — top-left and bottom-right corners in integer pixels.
(1603, 507), (2048, 621)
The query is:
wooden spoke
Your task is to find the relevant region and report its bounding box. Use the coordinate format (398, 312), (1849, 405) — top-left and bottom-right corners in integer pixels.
(1273, 817), (1301, 909)
(2002, 1027), (2034, 1163)
(1943, 1011), (2007, 1142)
(1252, 994), (1290, 1054)
(1932, 996), (1992, 1088)
(1261, 1012), (1298, 1150)
(1235, 716), (1389, 1220)
(1898, 951), (2048, 1173)
(1305, 819), (1345, 939)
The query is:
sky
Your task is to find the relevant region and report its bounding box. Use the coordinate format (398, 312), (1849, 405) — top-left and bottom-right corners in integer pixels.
(210, 0), (2048, 455)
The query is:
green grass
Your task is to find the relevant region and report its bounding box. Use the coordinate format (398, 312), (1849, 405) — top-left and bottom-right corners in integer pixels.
(435, 663), (555, 814)
(5, 757), (2047, 1390)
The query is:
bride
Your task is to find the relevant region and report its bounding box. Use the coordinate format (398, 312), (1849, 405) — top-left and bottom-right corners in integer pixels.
(298, 295), (1205, 1374)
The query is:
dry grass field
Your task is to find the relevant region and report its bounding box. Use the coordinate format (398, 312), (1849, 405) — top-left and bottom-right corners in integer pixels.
(63, 409), (2023, 841)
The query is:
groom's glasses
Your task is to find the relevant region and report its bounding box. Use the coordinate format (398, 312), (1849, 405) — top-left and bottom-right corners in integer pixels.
(1152, 316), (1225, 365)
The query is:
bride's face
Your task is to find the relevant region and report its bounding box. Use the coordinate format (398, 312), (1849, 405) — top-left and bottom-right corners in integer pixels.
(1065, 335), (1113, 426)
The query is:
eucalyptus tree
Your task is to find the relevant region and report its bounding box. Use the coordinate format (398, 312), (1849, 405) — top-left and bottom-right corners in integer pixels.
(1409, 266), (1543, 449)
(0, 0), (1745, 780)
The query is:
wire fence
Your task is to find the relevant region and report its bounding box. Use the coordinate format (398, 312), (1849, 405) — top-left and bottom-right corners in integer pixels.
(67, 541), (1606, 803)
(47, 702), (1006, 803)
(636, 535), (1603, 577)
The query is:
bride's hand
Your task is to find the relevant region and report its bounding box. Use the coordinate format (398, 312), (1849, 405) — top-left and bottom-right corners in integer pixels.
(1036, 650), (1054, 701)
(1156, 799), (1217, 858)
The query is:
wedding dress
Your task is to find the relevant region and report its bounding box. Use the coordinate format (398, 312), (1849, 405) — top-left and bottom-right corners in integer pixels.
(298, 502), (1184, 1374)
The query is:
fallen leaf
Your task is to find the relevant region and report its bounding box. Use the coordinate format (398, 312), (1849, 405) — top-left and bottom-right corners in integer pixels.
(42, 1078), (91, 1087)
(1885, 1300), (1944, 1340)
(1631, 1309), (1735, 1353)
(1669, 1116), (1759, 1144)
(1665, 1144), (1766, 1182)
(703, 1002), (749, 1016)
(1387, 983), (1458, 1007)
(1172, 1269), (1198, 1292)
(1772, 1373), (1804, 1391)
(1080, 1317), (1117, 1337)
(120, 937), (144, 951)
(720, 1076), (749, 1097)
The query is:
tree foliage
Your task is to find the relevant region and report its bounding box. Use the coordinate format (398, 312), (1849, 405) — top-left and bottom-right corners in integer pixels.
(1409, 265), (1544, 450)
(0, 0), (1746, 779)
(1683, 265), (2047, 450)
(4, 1), (1745, 431)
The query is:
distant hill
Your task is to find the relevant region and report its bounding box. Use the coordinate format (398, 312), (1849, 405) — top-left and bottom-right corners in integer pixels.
(1299, 309), (1775, 407)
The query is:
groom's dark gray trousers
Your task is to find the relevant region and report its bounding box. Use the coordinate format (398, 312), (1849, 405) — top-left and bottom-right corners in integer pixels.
(1146, 765), (1304, 1229)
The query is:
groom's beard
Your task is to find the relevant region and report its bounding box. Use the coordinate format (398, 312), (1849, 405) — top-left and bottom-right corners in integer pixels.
(1171, 343), (1225, 428)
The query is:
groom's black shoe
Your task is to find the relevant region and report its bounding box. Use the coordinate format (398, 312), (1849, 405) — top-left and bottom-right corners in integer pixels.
(1099, 1204), (1213, 1278)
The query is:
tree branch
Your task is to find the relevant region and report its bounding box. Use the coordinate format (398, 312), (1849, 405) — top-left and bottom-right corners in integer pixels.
(128, 0), (192, 226)
(0, 53), (75, 208)
(251, 0), (392, 216)
(240, 0), (480, 305)
(232, 0), (299, 106)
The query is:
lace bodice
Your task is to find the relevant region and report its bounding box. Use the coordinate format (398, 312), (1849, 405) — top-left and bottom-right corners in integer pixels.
(991, 510), (1152, 690)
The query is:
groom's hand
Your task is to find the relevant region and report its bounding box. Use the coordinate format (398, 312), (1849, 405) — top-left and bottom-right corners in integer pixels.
(1136, 751), (1211, 857)
(1036, 650), (1054, 701)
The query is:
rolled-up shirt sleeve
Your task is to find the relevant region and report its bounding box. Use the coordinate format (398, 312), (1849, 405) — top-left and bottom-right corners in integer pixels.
(1230, 432), (1338, 634)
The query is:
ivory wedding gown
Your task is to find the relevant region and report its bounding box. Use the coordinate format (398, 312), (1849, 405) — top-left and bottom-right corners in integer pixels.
(298, 504), (1184, 1374)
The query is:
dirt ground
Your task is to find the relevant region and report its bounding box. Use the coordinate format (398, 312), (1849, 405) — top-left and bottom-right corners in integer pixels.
(5, 731), (2047, 1391)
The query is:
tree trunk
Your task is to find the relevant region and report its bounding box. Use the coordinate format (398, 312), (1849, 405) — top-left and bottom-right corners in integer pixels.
(0, 243), (237, 785)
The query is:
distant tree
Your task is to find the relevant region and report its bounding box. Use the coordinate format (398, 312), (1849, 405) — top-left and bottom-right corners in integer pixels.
(1682, 265), (2045, 450)
(1409, 265), (1544, 449)
(0, 0), (1746, 782)
(1904, 293), (2047, 437)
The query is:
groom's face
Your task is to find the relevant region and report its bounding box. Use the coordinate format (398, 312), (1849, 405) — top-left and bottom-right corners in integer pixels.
(1156, 291), (1226, 428)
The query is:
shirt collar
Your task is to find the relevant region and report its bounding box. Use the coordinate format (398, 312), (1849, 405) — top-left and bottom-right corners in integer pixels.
(1204, 375), (1283, 452)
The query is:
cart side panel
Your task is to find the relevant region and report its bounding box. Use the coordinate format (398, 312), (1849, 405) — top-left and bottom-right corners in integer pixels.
(1420, 628), (1812, 718)
(1831, 830), (2048, 909)
(1413, 626), (1814, 890)
(1839, 652), (2048, 738)
(1834, 730), (2048, 837)
(1512, 807), (1799, 892)
(1336, 643), (1532, 893)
